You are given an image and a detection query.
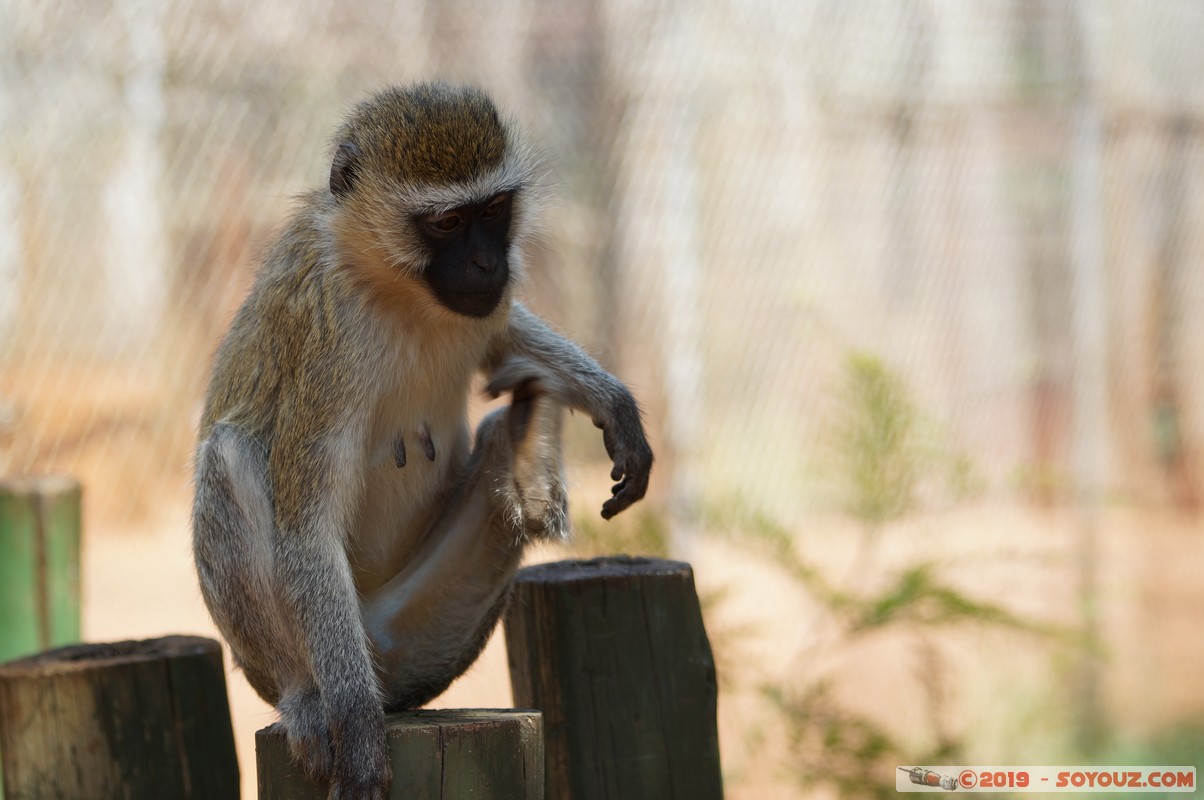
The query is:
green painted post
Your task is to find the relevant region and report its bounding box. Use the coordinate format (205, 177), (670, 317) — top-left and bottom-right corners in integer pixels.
(0, 475), (82, 797)
(0, 476), (82, 662)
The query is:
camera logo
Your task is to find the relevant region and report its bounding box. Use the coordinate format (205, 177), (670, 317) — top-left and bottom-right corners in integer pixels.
(899, 767), (959, 791)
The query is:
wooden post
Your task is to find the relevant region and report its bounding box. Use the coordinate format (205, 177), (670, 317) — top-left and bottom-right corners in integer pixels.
(0, 476), (82, 662)
(0, 636), (239, 800)
(256, 709), (544, 799)
(503, 556), (723, 800)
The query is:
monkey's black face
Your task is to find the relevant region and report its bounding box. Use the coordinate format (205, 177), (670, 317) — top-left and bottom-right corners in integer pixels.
(416, 193), (513, 318)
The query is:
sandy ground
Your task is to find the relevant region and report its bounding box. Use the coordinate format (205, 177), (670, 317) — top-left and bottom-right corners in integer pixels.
(81, 497), (1204, 799)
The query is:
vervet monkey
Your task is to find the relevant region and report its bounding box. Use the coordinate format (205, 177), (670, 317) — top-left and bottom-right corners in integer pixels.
(191, 83), (653, 799)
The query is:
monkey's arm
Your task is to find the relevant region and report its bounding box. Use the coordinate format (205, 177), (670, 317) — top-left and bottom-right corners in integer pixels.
(270, 388), (389, 793)
(487, 301), (653, 518)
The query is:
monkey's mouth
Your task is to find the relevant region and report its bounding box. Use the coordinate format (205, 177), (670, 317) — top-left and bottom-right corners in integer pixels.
(424, 262), (510, 319)
(441, 288), (505, 318)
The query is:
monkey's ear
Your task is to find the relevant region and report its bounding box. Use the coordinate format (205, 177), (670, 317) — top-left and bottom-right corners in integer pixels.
(330, 141), (362, 199)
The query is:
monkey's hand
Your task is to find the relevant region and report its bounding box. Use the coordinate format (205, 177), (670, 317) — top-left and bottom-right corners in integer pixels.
(490, 359), (652, 519)
(486, 355), (567, 404)
(496, 303), (653, 519)
(328, 709), (390, 800)
(593, 390), (653, 519)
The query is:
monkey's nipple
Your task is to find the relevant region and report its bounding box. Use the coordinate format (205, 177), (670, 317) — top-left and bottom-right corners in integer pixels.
(419, 423), (436, 462)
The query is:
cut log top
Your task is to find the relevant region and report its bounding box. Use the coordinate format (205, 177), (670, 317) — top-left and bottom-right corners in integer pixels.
(514, 555), (693, 584)
(0, 635), (239, 800)
(0, 635), (221, 676)
(258, 708), (542, 739)
(505, 556), (723, 800)
(256, 709), (545, 800)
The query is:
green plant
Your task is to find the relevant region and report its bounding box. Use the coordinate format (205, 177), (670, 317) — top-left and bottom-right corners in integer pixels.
(713, 352), (1060, 799)
(568, 506), (672, 559)
(835, 353), (923, 525)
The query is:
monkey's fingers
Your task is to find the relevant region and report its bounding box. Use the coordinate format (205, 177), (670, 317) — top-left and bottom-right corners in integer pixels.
(600, 481), (635, 519)
(485, 356), (536, 397)
(601, 497), (623, 519)
(486, 356), (565, 400)
(328, 714), (390, 800)
(600, 455), (651, 519)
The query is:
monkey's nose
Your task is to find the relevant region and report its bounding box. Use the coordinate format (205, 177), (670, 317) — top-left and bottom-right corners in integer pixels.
(471, 252), (499, 274)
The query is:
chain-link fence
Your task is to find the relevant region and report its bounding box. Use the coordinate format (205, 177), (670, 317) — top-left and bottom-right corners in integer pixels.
(5, 1), (1204, 523)
(3, 1), (1204, 797)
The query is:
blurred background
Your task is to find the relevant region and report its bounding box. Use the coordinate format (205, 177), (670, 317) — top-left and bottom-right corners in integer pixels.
(3, 0), (1204, 797)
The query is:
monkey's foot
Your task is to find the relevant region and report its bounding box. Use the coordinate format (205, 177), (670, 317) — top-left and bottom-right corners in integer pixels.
(518, 479), (569, 540)
(328, 711), (390, 800)
(488, 359), (569, 540)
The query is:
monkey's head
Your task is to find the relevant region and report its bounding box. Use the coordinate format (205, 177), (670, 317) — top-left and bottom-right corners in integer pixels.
(326, 84), (541, 319)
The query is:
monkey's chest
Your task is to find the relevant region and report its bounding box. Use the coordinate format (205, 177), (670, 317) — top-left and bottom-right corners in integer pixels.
(350, 400), (471, 593)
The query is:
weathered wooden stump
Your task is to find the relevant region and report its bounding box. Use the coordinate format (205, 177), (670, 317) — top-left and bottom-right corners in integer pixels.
(0, 635), (239, 800)
(0, 476), (81, 662)
(256, 709), (544, 799)
(503, 556), (723, 800)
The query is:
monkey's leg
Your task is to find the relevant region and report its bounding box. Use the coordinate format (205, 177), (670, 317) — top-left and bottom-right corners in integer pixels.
(192, 423), (331, 780)
(504, 370), (570, 538)
(362, 371), (567, 708)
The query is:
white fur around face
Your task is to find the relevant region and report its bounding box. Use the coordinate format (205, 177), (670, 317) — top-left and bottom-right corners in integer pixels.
(365, 139), (548, 279)
(394, 142), (540, 215)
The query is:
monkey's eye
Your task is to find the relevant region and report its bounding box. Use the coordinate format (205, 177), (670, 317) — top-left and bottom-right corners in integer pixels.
(424, 211), (463, 235)
(482, 193), (511, 220)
